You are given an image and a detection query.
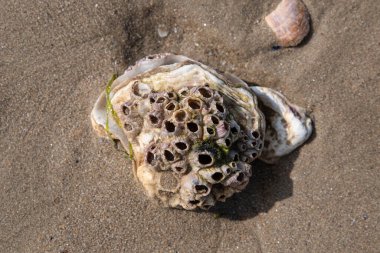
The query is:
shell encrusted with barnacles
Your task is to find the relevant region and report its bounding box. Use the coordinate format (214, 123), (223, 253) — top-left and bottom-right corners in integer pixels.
(91, 54), (312, 210)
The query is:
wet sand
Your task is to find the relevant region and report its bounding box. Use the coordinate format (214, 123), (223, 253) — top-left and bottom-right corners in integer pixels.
(0, 0), (379, 252)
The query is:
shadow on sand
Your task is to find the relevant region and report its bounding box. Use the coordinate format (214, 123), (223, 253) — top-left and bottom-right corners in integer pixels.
(208, 120), (316, 220)
(208, 152), (297, 220)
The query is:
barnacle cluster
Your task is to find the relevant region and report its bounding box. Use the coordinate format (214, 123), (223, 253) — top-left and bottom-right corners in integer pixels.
(91, 54), (313, 210)
(116, 80), (263, 210)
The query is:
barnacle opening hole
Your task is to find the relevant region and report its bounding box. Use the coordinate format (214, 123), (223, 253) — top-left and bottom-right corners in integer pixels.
(146, 152), (154, 164)
(164, 150), (175, 161)
(174, 166), (184, 172)
(165, 121), (176, 132)
(216, 103), (225, 113)
(211, 116), (219, 125)
(189, 200), (200, 205)
(149, 114), (159, 124)
(198, 87), (212, 98)
(187, 122), (198, 132)
(188, 98), (201, 110)
(167, 92), (176, 99)
(237, 173), (244, 182)
(211, 172), (223, 182)
(252, 131), (260, 139)
(122, 105), (130, 115)
(206, 127), (214, 135)
(175, 142), (188, 150)
(198, 154), (213, 166)
(156, 96), (166, 103)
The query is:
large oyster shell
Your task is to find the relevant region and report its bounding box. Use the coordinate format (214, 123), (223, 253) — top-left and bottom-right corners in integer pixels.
(91, 54), (312, 210)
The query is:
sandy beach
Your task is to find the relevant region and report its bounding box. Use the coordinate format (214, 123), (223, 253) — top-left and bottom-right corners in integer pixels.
(0, 0), (379, 252)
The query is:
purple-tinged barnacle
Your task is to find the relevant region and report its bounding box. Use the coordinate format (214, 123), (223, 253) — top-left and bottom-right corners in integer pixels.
(185, 121), (203, 140)
(182, 97), (204, 111)
(216, 121), (230, 138)
(189, 150), (215, 168)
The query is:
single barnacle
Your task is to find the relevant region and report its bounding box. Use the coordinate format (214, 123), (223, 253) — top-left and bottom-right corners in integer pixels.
(91, 54), (313, 210)
(131, 81), (151, 99)
(203, 125), (217, 140)
(167, 91), (178, 100)
(185, 120), (203, 140)
(173, 138), (191, 155)
(209, 100), (227, 119)
(198, 167), (225, 184)
(171, 160), (189, 174)
(147, 110), (164, 128)
(221, 164), (232, 176)
(161, 143), (180, 164)
(192, 86), (214, 103)
(164, 101), (179, 116)
(244, 149), (259, 162)
(159, 171), (180, 192)
(162, 119), (182, 137)
(182, 97), (204, 112)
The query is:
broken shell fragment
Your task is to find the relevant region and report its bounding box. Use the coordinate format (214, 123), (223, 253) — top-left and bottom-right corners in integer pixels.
(91, 53), (313, 210)
(265, 0), (310, 47)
